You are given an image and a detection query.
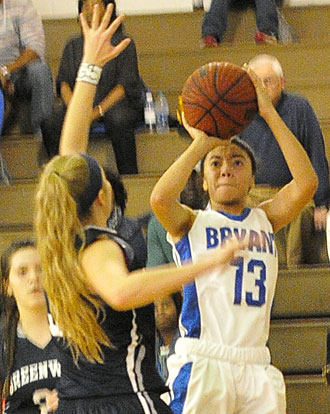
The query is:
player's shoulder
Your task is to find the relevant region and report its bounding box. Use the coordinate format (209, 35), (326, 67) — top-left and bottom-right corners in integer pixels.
(83, 225), (134, 264)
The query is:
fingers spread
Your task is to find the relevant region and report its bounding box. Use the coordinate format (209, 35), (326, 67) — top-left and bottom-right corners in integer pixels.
(110, 38), (131, 60)
(91, 4), (101, 30)
(106, 13), (126, 38)
(99, 3), (114, 32)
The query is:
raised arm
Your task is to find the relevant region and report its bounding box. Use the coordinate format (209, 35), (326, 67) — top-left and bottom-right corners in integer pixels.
(59, 4), (130, 156)
(247, 67), (318, 232)
(150, 124), (224, 239)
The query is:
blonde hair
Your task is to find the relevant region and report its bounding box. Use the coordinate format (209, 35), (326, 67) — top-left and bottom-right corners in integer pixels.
(248, 54), (284, 78)
(35, 154), (110, 363)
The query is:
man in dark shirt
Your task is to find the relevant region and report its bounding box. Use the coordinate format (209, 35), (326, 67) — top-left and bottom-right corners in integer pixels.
(240, 54), (330, 267)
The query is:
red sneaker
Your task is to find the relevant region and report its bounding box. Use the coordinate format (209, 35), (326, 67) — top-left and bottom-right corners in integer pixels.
(255, 31), (278, 45)
(202, 35), (219, 48)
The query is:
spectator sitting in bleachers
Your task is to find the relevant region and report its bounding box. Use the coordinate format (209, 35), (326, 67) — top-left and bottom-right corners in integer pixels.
(240, 54), (330, 267)
(202, 0), (279, 47)
(0, 0), (53, 142)
(154, 293), (182, 383)
(47, 0), (144, 174)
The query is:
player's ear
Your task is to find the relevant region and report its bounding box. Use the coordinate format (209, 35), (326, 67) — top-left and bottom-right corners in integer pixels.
(95, 188), (107, 207)
(248, 176), (255, 193)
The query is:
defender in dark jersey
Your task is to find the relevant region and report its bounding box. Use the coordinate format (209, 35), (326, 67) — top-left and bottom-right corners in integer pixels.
(0, 240), (59, 414)
(34, 5), (241, 414)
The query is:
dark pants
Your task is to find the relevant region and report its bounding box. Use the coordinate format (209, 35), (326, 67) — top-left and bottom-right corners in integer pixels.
(102, 99), (142, 175)
(202, 0), (279, 42)
(45, 98), (143, 175)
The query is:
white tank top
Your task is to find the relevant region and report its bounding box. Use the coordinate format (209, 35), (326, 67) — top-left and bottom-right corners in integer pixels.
(168, 207), (278, 348)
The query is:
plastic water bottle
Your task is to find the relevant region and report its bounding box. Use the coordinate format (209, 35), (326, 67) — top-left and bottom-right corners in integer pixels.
(144, 89), (156, 133)
(155, 91), (169, 134)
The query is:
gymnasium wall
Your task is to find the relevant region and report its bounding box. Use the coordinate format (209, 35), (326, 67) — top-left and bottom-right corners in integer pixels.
(32, 0), (330, 19)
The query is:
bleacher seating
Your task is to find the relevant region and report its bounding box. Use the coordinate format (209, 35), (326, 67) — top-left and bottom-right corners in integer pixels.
(1, 5), (330, 413)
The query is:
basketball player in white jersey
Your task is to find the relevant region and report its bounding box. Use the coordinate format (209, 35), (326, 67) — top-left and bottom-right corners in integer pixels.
(150, 67), (318, 414)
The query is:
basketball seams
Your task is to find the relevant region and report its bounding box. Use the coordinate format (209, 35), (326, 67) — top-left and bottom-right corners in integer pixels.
(220, 70), (248, 97)
(215, 69), (257, 105)
(190, 74), (221, 108)
(182, 62), (258, 139)
(184, 99), (244, 137)
(182, 95), (245, 131)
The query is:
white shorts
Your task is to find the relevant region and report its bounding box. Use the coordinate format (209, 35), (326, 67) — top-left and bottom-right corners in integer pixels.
(166, 338), (286, 414)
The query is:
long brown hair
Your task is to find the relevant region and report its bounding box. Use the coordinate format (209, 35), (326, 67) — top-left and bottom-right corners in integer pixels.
(35, 154), (110, 363)
(0, 239), (35, 399)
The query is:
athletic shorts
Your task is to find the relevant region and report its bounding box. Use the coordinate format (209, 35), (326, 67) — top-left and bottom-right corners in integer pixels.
(57, 392), (173, 414)
(167, 338), (286, 414)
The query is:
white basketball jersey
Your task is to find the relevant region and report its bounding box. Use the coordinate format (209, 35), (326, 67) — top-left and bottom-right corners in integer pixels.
(169, 207), (278, 348)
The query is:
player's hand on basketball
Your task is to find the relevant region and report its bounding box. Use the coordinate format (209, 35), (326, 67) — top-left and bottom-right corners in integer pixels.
(80, 3), (131, 68)
(182, 113), (230, 148)
(244, 65), (275, 120)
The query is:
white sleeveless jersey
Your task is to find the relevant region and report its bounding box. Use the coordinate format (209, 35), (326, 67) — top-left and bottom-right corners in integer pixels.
(169, 207), (278, 348)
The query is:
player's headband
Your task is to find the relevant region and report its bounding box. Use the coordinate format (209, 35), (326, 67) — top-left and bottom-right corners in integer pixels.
(78, 154), (103, 214)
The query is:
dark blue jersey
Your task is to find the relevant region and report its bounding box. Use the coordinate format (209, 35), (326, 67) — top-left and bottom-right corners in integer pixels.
(50, 226), (166, 405)
(0, 327), (60, 414)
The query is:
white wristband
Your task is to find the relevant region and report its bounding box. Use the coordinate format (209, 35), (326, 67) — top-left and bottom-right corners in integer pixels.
(76, 63), (102, 85)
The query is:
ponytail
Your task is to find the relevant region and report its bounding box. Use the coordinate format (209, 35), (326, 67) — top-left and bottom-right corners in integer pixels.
(35, 155), (111, 363)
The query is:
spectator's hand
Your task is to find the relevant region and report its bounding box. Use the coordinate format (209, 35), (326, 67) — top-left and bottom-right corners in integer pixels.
(92, 106), (101, 121)
(314, 206), (328, 231)
(0, 73), (14, 96)
(80, 3), (131, 68)
(244, 65), (274, 120)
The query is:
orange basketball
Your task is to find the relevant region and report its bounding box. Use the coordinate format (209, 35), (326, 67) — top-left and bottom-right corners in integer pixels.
(182, 62), (258, 139)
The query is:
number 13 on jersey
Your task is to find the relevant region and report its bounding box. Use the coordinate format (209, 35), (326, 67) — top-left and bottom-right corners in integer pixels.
(232, 257), (266, 307)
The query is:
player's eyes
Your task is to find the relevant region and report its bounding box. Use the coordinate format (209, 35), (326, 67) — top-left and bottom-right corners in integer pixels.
(233, 160), (243, 167)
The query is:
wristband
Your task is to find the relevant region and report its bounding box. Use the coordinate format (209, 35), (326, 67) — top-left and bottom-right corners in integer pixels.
(98, 104), (104, 117)
(76, 63), (102, 85)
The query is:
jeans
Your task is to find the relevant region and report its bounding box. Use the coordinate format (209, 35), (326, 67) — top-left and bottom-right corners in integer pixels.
(12, 60), (54, 134)
(202, 0), (279, 42)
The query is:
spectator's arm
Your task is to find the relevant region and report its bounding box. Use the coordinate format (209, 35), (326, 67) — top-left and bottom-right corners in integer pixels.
(60, 82), (73, 108)
(16, 0), (45, 61)
(6, 49), (39, 75)
(91, 84), (125, 121)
